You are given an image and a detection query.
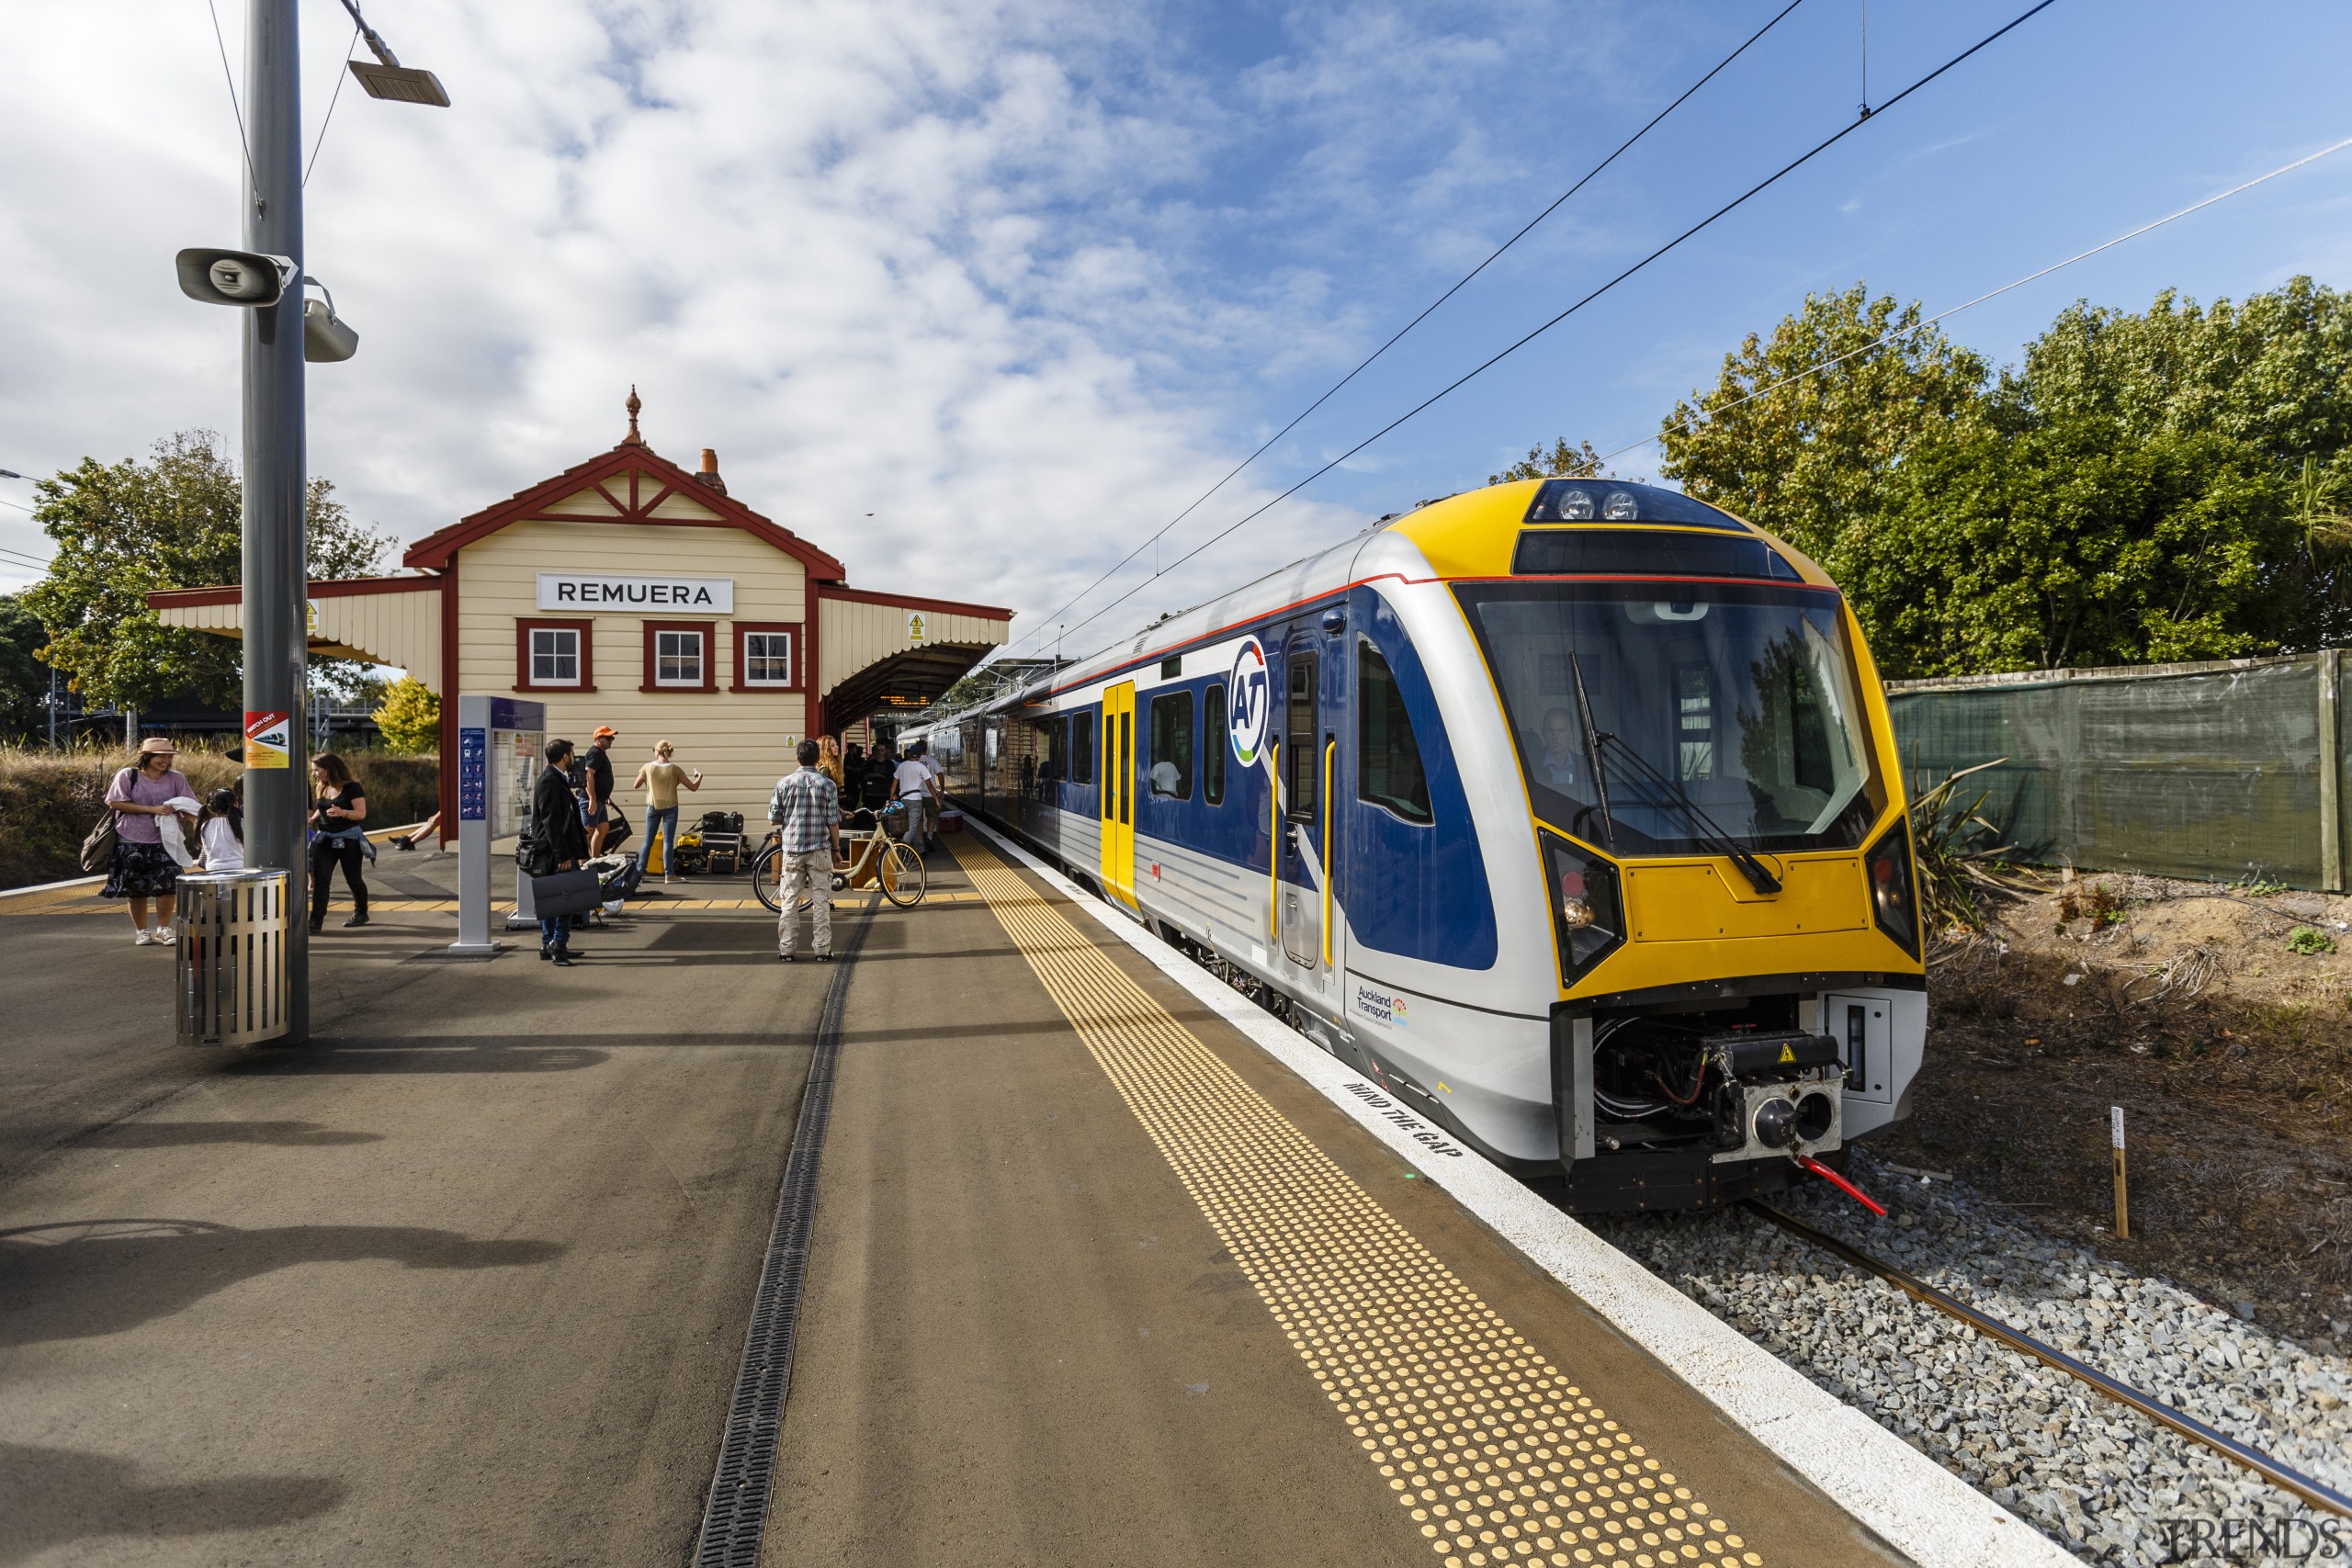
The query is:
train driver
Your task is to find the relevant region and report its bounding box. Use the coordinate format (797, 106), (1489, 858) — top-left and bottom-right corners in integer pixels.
(1534, 706), (1581, 792)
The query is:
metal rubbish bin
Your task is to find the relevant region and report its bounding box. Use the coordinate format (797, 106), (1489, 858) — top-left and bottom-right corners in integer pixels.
(175, 870), (291, 1045)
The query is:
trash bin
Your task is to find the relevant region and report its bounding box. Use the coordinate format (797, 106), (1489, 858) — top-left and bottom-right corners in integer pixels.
(175, 869), (291, 1045)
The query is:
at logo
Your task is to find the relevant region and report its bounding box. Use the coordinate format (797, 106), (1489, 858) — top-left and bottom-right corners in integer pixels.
(1228, 637), (1270, 767)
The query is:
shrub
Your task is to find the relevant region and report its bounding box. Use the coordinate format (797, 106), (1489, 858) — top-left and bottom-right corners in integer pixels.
(371, 675), (440, 755)
(0, 742), (437, 890)
(2288, 926), (2337, 956)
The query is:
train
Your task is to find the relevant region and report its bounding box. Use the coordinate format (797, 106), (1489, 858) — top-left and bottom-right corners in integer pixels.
(909, 476), (1926, 1212)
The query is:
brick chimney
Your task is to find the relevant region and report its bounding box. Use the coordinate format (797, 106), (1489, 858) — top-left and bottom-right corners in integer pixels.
(695, 448), (728, 496)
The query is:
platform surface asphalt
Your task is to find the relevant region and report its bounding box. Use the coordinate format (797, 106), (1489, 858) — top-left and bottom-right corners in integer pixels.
(765, 834), (1905, 1568)
(0, 852), (832, 1566)
(5, 841), (1909, 1568)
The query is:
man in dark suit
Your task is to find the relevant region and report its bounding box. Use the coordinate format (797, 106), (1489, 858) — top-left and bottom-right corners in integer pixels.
(527, 738), (592, 965)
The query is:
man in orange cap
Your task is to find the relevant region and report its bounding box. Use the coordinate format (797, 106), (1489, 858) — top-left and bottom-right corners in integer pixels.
(583, 725), (618, 856)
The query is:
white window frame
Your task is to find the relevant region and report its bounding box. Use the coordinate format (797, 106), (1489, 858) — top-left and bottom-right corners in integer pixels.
(531, 626), (582, 687)
(742, 630), (795, 687)
(654, 628), (706, 688)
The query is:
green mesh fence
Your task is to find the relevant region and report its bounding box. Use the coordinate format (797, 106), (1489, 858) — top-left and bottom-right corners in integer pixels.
(1885, 654), (2339, 890)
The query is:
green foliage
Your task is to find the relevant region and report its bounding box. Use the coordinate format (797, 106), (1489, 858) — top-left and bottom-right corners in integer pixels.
(1489, 438), (1610, 487)
(1654, 278), (2352, 676)
(1907, 758), (2019, 931)
(2288, 925), (2336, 956)
(0, 594), (48, 742)
(371, 674), (441, 755)
(19, 431), (391, 711)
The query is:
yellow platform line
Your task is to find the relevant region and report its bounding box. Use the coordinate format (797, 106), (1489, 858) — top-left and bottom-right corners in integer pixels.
(948, 836), (1758, 1568)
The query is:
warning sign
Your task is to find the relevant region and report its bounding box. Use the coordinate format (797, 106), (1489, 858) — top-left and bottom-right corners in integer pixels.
(243, 711), (292, 770)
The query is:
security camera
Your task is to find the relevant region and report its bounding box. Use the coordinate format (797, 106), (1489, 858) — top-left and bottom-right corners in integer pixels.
(175, 247), (298, 308)
(302, 279), (360, 363)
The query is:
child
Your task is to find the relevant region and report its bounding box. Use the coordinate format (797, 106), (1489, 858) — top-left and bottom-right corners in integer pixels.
(198, 787), (245, 872)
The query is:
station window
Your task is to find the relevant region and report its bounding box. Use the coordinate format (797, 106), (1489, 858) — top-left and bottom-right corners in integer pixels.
(733, 624), (797, 690)
(515, 619), (594, 692)
(642, 621), (717, 693)
(1071, 709), (1095, 784)
(1203, 682), (1227, 805)
(1357, 643), (1431, 824)
(1148, 691), (1193, 800)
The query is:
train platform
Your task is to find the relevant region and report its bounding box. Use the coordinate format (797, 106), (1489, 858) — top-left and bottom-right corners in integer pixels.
(0, 832), (2062, 1567)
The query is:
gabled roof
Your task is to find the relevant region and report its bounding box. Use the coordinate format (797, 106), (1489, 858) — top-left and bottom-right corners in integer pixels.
(402, 439), (847, 581)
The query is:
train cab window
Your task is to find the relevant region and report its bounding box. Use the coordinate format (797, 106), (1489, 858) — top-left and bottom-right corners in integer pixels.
(1674, 664), (1715, 781)
(1203, 682), (1228, 805)
(1148, 691), (1193, 799)
(1284, 652), (1318, 821)
(1357, 644), (1431, 824)
(1071, 711), (1095, 784)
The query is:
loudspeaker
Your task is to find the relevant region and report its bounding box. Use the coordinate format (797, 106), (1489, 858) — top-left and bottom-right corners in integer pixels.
(175, 248), (297, 308)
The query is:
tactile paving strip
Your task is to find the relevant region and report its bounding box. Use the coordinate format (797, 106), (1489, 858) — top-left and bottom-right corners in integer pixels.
(952, 837), (1760, 1568)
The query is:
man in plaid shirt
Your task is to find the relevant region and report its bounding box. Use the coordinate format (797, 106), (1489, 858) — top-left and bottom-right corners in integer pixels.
(767, 739), (841, 961)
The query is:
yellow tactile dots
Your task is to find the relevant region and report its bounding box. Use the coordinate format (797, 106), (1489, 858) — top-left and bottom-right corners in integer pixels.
(951, 840), (1760, 1568)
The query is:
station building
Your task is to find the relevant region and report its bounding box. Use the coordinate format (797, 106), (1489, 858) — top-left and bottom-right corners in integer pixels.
(149, 394), (1012, 838)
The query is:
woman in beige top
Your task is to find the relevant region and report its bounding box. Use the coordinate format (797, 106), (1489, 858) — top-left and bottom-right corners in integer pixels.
(633, 740), (702, 883)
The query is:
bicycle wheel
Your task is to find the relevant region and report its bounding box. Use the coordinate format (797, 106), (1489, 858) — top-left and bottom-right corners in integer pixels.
(749, 845), (784, 913)
(877, 840), (926, 907)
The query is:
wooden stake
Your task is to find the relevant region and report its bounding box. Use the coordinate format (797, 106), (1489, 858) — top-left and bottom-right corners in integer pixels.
(2110, 1105), (2130, 1240)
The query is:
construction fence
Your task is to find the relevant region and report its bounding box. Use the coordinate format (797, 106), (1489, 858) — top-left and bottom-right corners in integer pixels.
(1885, 651), (2351, 893)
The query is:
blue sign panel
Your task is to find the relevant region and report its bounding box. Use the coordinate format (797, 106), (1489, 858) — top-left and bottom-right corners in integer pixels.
(489, 696), (545, 734)
(458, 728), (488, 821)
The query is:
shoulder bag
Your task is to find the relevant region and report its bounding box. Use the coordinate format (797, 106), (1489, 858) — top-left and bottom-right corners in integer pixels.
(80, 768), (134, 873)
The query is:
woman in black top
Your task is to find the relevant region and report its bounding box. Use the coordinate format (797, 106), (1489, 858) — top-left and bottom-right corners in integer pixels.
(527, 738), (592, 964)
(309, 752), (370, 931)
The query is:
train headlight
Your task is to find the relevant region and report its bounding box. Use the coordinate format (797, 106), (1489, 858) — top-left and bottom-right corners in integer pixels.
(1555, 488), (1596, 521)
(1866, 821), (1920, 957)
(1601, 489), (1640, 520)
(1542, 832), (1623, 984)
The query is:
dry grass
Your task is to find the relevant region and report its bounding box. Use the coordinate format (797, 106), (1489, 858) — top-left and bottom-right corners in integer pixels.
(0, 742), (437, 890)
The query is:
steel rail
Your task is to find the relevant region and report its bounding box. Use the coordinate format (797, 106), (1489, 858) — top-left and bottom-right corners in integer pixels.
(1745, 1200), (2352, 1521)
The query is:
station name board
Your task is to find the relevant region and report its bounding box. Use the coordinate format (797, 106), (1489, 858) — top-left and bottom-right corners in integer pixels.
(536, 572), (735, 614)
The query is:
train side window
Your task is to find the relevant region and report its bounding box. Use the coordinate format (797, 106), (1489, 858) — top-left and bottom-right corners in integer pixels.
(1357, 643), (1431, 824)
(1148, 691), (1193, 799)
(1072, 711), (1095, 784)
(1203, 682), (1227, 805)
(1284, 651), (1318, 821)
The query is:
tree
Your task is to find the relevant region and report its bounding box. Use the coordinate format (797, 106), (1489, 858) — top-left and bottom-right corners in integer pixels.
(370, 674), (440, 754)
(0, 594), (49, 742)
(20, 432), (391, 711)
(1489, 438), (1610, 486)
(1657, 284), (1990, 566)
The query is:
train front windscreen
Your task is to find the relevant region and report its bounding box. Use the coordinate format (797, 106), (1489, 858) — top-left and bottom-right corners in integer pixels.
(1456, 580), (1886, 856)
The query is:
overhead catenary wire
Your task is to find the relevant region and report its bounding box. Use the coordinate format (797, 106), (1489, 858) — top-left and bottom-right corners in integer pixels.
(1593, 132), (2352, 468)
(1012, 0), (1812, 654)
(1050, 0), (2063, 663)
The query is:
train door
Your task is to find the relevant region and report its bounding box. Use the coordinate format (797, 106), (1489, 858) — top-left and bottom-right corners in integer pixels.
(1278, 635), (1329, 975)
(1101, 681), (1136, 906)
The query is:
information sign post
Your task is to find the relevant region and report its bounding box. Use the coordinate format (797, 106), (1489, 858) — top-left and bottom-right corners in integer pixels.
(451, 695), (544, 955)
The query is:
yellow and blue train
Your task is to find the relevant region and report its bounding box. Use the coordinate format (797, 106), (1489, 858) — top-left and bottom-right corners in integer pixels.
(914, 477), (1926, 1212)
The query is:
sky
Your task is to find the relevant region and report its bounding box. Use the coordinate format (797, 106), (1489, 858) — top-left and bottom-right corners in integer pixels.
(6, 0), (2352, 673)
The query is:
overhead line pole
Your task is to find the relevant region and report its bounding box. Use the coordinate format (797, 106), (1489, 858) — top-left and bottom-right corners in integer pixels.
(243, 0), (311, 1039)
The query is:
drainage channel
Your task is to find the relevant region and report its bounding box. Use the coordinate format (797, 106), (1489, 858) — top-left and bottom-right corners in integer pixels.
(692, 892), (880, 1568)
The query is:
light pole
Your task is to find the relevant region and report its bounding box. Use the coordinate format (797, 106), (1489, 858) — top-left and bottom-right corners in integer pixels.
(176, 0), (445, 1043)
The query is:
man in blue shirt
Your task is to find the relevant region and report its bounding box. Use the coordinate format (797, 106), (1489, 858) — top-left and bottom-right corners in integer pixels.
(768, 739), (842, 962)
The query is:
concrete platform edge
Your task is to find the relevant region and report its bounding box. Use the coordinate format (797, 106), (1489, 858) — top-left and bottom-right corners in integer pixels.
(964, 818), (2075, 1568)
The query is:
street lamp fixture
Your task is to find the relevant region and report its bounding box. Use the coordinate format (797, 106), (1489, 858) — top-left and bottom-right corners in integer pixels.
(337, 0), (451, 107)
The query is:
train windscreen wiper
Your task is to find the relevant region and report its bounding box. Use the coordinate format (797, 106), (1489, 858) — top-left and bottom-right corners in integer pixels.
(1566, 653), (1616, 852)
(1591, 732), (1783, 895)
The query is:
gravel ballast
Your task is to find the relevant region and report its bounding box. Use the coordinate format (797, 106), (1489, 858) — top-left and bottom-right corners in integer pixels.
(1587, 1151), (2352, 1565)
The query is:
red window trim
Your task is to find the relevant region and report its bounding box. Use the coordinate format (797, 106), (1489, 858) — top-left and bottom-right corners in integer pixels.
(641, 619), (719, 694)
(515, 618), (596, 693)
(730, 620), (803, 693)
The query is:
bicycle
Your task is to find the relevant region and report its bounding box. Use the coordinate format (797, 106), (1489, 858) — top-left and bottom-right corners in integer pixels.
(749, 802), (926, 912)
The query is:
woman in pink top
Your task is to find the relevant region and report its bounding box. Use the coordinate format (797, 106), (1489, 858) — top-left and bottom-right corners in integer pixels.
(103, 737), (195, 945)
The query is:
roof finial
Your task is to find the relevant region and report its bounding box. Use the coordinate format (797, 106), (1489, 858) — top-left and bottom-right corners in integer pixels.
(622, 385), (643, 446)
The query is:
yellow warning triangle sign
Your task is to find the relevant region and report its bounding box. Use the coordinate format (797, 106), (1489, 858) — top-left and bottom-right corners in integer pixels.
(1778, 1043), (1796, 1064)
